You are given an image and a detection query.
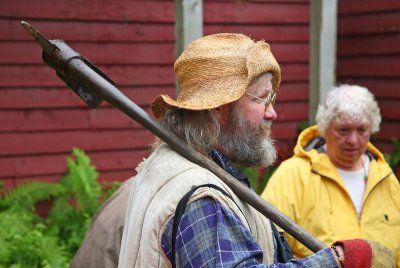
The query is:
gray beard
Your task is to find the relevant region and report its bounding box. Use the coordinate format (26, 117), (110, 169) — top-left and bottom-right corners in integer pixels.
(217, 109), (277, 168)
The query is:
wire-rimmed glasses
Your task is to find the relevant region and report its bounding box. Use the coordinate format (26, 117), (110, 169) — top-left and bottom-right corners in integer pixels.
(245, 91), (276, 109)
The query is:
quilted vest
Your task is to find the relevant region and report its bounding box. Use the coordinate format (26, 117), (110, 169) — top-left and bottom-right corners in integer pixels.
(118, 144), (274, 267)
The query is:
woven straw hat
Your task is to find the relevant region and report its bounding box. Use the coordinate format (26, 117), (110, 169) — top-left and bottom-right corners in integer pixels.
(152, 33), (281, 118)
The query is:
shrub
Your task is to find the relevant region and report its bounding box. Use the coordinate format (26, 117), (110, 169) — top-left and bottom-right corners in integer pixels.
(384, 138), (400, 169)
(241, 166), (277, 195)
(0, 148), (121, 268)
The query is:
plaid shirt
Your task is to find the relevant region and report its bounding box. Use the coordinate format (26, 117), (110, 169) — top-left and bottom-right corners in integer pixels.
(160, 150), (338, 267)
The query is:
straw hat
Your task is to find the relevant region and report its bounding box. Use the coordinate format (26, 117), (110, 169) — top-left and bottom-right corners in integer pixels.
(152, 33), (281, 118)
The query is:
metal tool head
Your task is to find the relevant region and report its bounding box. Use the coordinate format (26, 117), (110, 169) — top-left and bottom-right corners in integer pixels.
(20, 21), (110, 109)
(21, 21), (58, 56)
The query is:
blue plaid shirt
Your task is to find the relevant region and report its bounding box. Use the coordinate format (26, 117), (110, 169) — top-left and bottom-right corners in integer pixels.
(160, 150), (338, 267)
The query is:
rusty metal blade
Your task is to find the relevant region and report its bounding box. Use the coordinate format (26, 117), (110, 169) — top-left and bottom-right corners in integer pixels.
(20, 21), (57, 55)
(20, 21), (103, 109)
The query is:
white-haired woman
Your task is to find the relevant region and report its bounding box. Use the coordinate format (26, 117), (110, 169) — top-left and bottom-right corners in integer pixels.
(262, 84), (400, 266)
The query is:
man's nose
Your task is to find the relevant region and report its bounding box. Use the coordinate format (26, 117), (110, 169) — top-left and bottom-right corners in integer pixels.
(264, 105), (277, 120)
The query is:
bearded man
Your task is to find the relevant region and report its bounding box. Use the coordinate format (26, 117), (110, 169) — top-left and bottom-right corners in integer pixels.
(115, 33), (394, 268)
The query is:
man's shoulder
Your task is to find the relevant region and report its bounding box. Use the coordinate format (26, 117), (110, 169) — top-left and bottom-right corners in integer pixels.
(146, 143), (214, 176)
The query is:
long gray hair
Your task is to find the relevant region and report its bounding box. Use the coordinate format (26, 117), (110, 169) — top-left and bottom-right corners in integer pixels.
(162, 108), (221, 155)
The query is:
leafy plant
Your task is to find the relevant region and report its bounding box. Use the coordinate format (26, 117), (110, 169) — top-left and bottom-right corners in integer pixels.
(0, 182), (64, 211)
(298, 120), (310, 132)
(0, 148), (121, 268)
(384, 138), (400, 169)
(242, 166), (277, 195)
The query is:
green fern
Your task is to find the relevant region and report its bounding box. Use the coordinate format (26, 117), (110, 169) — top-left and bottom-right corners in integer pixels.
(0, 182), (64, 210)
(0, 147), (120, 267)
(384, 138), (400, 169)
(241, 166), (277, 195)
(0, 207), (69, 268)
(46, 148), (103, 256)
(0, 181), (4, 195)
(59, 148), (101, 213)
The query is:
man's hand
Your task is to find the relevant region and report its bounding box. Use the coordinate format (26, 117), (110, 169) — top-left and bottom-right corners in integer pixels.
(332, 239), (395, 268)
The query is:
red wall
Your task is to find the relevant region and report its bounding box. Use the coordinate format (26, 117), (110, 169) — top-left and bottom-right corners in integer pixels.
(0, 0), (311, 190)
(337, 0), (400, 158)
(0, 0), (176, 190)
(9, 1), (399, 187)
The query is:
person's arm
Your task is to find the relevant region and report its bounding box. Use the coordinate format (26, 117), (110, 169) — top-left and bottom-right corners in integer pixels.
(161, 197), (338, 267)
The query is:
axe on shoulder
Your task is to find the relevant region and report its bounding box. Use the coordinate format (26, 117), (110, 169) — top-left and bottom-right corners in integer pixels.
(20, 21), (327, 253)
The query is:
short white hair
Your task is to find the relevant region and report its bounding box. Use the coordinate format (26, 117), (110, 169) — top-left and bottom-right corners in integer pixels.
(316, 84), (382, 136)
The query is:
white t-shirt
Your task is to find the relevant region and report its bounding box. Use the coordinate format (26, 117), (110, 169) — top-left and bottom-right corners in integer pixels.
(337, 156), (370, 219)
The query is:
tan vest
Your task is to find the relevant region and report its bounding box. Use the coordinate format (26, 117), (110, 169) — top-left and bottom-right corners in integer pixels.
(118, 144), (274, 267)
(71, 178), (133, 268)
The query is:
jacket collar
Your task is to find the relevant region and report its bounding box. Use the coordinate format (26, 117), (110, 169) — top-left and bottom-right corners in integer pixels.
(295, 126), (393, 190)
(209, 149), (252, 188)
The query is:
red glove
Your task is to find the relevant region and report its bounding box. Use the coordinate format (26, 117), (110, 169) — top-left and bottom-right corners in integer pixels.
(332, 239), (395, 268)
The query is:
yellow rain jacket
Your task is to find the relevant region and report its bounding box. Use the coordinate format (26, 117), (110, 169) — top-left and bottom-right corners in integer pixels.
(262, 125), (400, 267)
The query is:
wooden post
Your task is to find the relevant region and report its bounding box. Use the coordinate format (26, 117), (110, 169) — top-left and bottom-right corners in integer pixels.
(175, 0), (203, 57)
(309, 0), (338, 124)
(174, 0), (203, 95)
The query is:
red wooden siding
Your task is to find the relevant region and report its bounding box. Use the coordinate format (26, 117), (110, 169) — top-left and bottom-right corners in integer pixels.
(0, 0), (176, 190)
(337, 0), (400, 157)
(3, 0), (398, 189)
(0, 0), (311, 189)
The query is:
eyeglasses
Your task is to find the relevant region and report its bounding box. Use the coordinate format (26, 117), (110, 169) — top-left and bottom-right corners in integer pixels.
(246, 91), (276, 108)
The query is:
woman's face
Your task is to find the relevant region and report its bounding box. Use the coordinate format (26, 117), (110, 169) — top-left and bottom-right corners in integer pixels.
(324, 117), (371, 170)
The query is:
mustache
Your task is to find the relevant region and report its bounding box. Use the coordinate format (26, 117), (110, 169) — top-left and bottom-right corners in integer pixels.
(258, 120), (273, 136)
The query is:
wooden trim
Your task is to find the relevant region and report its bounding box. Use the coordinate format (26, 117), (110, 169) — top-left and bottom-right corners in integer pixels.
(309, 0), (338, 124)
